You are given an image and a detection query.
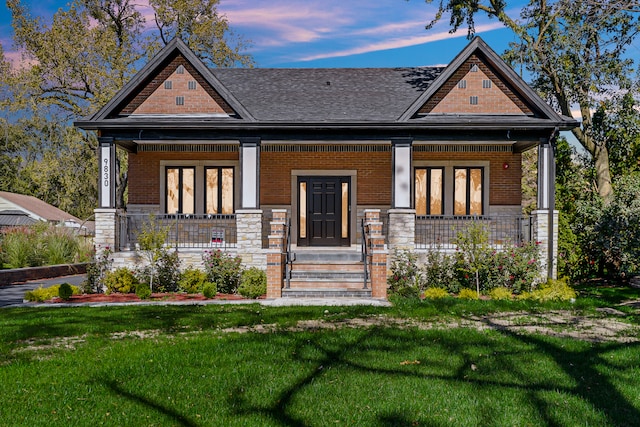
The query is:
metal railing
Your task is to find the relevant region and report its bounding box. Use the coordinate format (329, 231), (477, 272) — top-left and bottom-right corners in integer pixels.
(284, 218), (293, 289)
(117, 213), (237, 250)
(361, 218), (372, 289)
(415, 215), (532, 249)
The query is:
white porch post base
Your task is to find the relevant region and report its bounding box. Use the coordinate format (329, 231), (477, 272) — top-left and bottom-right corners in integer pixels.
(387, 208), (415, 251)
(236, 209), (264, 268)
(533, 209), (558, 280)
(94, 208), (118, 251)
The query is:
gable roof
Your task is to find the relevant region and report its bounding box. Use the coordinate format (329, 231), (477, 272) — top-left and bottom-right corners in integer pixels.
(87, 38), (255, 122)
(75, 37), (577, 133)
(0, 191), (82, 224)
(399, 37), (572, 124)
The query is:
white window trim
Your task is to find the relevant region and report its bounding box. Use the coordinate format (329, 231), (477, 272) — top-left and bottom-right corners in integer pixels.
(160, 160), (239, 214)
(414, 160), (490, 216)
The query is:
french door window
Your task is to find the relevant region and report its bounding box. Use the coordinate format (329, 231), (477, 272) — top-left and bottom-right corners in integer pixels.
(166, 167), (195, 214)
(415, 167), (444, 215)
(205, 167), (234, 214)
(454, 167), (483, 216)
(414, 165), (485, 216)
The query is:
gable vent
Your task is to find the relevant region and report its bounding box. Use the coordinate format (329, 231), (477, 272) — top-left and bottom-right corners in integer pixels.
(470, 64), (479, 72)
(188, 81), (197, 90)
(176, 65), (185, 74)
(458, 80), (467, 89)
(482, 79), (492, 88)
(176, 96), (184, 106)
(470, 96), (479, 105)
(164, 81), (172, 90)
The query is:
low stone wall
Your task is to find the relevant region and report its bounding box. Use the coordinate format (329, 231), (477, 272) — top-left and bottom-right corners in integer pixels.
(0, 263), (89, 286)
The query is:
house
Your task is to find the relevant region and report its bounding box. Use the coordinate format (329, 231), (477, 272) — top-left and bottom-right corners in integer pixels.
(0, 191), (93, 234)
(75, 37), (578, 299)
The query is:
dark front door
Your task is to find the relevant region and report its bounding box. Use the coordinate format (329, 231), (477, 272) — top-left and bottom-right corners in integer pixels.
(298, 176), (350, 246)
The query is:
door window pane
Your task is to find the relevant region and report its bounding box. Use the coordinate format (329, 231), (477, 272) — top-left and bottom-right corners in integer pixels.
(299, 182), (307, 239)
(341, 182), (349, 239)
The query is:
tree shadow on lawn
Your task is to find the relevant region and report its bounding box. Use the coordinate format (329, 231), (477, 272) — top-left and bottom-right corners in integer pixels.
(223, 326), (640, 426)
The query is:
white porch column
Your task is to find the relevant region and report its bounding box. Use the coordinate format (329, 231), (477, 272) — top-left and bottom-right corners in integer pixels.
(240, 138), (260, 209)
(536, 138), (558, 279)
(392, 138), (412, 209)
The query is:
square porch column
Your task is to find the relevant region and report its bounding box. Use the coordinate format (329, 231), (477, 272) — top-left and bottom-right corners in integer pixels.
(536, 138), (558, 279)
(392, 138), (413, 209)
(240, 138), (260, 209)
(236, 209), (263, 268)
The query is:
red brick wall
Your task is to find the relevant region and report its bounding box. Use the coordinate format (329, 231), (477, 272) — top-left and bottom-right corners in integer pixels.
(260, 151), (392, 205)
(420, 55), (531, 115)
(413, 151), (522, 205)
(128, 151), (238, 205)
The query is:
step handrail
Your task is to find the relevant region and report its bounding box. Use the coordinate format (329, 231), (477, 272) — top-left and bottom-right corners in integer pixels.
(361, 218), (371, 289)
(284, 218), (293, 289)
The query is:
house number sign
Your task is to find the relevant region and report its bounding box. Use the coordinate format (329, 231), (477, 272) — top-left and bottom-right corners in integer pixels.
(100, 145), (111, 207)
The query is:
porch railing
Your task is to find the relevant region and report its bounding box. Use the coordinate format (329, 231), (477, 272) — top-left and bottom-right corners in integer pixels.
(415, 215), (532, 249)
(361, 218), (372, 289)
(117, 213), (237, 251)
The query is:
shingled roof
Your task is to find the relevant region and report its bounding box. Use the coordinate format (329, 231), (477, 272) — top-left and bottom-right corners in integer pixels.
(211, 67), (444, 122)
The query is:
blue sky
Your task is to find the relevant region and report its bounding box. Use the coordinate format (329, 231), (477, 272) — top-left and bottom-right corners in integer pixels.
(0, 0), (524, 69)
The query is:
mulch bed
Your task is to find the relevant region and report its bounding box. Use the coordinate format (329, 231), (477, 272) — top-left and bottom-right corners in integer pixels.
(46, 292), (256, 304)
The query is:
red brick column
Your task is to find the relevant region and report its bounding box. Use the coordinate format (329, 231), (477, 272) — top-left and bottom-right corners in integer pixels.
(266, 209), (287, 298)
(364, 209), (388, 299)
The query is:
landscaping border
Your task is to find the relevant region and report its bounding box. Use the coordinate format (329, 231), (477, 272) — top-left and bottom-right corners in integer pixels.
(0, 263), (89, 286)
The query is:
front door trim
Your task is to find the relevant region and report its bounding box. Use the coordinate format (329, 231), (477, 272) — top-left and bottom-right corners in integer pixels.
(291, 170), (357, 246)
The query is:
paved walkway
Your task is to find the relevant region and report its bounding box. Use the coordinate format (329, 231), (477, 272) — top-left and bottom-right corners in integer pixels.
(0, 275), (86, 308)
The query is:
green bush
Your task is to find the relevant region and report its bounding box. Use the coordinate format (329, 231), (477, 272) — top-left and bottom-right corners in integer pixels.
(203, 282), (217, 299)
(458, 288), (479, 300)
(1, 226), (39, 268)
(387, 249), (422, 298)
(58, 283), (73, 300)
(83, 246), (112, 294)
(423, 287), (449, 299)
(178, 267), (214, 294)
(488, 287), (513, 300)
(24, 284), (80, 302)
(203, 250), (242, 294)
(423, 248), (459, 292)
(135, 282), (152, 300)
(104, 267), (139, 294)
(238, 268), (267, 299)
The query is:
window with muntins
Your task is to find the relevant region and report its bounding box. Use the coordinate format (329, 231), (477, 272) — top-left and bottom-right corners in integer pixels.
(165, 165), (235, 215)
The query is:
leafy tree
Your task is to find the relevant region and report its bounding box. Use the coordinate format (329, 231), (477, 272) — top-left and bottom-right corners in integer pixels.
(1, 0), (252, 217)
(421, 0), (640, 201)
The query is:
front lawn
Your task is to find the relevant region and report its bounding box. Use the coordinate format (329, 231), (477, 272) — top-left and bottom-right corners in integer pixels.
(0, 298), (639, 426)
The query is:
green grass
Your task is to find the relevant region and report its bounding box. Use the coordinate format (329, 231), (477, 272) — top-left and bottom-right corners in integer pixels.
(0, 292), (639, 426)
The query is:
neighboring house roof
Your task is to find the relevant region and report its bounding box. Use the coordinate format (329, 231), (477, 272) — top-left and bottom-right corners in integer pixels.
(0, 191), (82, 224)
(0, 210), (38, 227)
(75, 37), (578, 137)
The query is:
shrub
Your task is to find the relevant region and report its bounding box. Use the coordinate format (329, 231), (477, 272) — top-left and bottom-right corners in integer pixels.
(58, 283), (73, 300)
(423, 287), (449, 299)
(203, 282), (217, 299)
(24, 284), (80, 302)
(238, 268), (267, 299)
(485, 242), (541, 294)
(83, 246), (112, 294)
(179, 267), (212, 294)
(1, 226), (39, 268)
(458, 288), (479, 300)
(453, 222), (491, 297)
(518, 277), (576, 302)
(135, 282), (152, 300)
(422, 248), (459, 293)
(41, 226), (78, 266)
(203, 250), (242, 294)
(488, 287), (513, 301)
(104, 268), (139, 294)
(387, 249), (422, 298)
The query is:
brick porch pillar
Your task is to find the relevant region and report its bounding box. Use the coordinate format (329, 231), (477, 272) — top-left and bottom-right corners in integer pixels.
(364, 209), (388, 299)
(266, 209), (287, 298)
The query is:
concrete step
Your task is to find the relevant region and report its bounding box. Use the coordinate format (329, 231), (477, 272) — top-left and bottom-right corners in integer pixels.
(287, 279), (368, 289)
(290, 270), (365, 280)
(282, 288), (372, 298)
(293, 251), (362, 263)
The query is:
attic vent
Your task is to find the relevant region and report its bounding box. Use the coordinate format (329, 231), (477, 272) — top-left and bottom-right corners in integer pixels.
(470, 64), (479, 72)
(482, 79), (492, 89)
(164, 81), (172, 90)
(176, 65), (185, 74)
(188, 81), (197, 90)
(458, 80), (467, 89)
(176, 96), (184, 106)
(470, 96), (479, 105)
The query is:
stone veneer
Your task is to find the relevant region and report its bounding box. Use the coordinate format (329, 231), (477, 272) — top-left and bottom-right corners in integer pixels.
(387, 208), (415, 250)
(533, 209), (558, 280)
